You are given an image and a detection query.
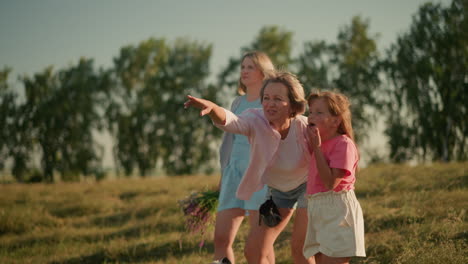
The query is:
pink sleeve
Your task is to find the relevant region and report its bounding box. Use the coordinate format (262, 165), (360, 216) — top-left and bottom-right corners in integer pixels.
(328, 138), (358, 176)
(214, 108), (253, 136)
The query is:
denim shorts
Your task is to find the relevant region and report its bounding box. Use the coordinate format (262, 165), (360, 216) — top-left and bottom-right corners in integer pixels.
(269, 182), (307, 209)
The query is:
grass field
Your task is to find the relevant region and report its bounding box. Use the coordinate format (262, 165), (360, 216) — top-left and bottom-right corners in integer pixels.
(0, 163), (467, 264)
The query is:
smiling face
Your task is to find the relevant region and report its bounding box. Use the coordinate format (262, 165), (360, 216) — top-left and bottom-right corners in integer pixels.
(308, 98), (341, 140)
(262, 82), (292, 126)
(240, 57), (264, 88)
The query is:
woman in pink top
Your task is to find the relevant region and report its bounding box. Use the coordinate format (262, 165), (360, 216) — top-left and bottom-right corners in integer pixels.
(303, 91), (366, 264)
(185, 71), (315, 264)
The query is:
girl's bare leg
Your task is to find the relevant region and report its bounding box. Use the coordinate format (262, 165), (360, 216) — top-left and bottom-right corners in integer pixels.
(315, 253), (350, 264)
(291, 208), (316, 264)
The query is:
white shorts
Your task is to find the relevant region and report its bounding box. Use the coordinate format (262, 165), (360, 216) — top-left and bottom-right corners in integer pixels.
(303, 190), (366, 258)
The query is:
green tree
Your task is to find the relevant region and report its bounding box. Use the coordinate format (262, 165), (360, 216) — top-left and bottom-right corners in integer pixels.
(296, 40), (334, 91)
(297, 16), (382, 142)
(0, 68), (31, 180)
(0, 68), (14, 171)
(107, 38), (169, 176)
(248, 26), (294, 68)
(383, 0), (467, 162)
(217, 25), (294, 102)
(110, 38), (220, 176)
(19, 59), (110, 182)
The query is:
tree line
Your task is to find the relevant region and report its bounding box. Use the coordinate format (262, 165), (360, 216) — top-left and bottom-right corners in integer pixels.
(0, 0), (466, 182)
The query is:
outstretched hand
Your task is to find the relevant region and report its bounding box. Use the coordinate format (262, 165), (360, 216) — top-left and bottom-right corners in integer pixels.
(184, 95), (226, 124)
(184, 95), (216, 116)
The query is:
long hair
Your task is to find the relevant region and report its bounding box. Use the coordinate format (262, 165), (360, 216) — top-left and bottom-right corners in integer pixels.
(237, 51), (275, 95)
(307, 91), (354, 141)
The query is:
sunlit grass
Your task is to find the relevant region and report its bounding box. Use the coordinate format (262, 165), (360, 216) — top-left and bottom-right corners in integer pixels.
(0, 163), (466, 263)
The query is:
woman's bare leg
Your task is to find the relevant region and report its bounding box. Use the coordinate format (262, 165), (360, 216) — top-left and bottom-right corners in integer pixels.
(246, 210), (275, 264)
(244, 208), (295, 264)
(213, 208), (245, 263)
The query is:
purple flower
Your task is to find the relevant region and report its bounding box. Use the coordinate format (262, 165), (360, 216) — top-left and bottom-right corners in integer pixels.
(178, 190), (219, 248)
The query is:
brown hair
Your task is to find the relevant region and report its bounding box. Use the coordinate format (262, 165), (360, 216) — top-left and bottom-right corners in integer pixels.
(238, 51), (275, 95)
(307, 91), (355, 141)
(260, 71), (307, 117)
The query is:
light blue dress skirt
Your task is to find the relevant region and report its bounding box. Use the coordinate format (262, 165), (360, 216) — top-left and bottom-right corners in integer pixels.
(217, 97), (268, 211)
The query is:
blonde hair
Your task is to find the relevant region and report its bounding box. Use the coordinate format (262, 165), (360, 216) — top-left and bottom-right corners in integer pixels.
(307, 91), (355, 141)
(260, 71), (307, 117)
(238, 51), (275, 95)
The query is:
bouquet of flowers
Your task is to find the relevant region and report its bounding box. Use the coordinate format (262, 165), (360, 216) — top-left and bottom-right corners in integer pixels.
(178, 189), (219, 248)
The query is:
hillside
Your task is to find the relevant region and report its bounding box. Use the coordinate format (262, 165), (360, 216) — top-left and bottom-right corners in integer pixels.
(0, 163), (466, 263)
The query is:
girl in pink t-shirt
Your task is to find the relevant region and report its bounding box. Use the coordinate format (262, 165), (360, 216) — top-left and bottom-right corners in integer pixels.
(303, 91), (366, 264)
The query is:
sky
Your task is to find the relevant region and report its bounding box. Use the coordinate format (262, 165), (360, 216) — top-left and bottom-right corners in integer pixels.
(1, 0), (451, 82)
(0, 0), (451, 168)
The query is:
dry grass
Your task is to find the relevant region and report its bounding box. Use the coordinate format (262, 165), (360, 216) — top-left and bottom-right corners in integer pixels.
(0, 163), (467, 263)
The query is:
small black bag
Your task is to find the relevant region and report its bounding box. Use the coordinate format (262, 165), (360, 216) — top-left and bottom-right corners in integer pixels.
(220, 257), (231, 264)
(259, 195), (282, 227)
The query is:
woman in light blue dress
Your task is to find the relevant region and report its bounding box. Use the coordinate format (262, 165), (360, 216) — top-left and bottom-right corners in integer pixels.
(213, 51), (275, 264)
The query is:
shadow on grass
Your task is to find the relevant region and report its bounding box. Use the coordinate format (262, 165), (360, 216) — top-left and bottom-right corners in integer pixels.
(358, 174), (467, 196)
(365, 215), (425, 232)
(119, 191), (139, 201)
(145, 189), (169, 196)
(92, 212), (133, 227)
(358, 243), (398, 264)
(452, 231), (468, 242)
(1, 234), (63, 251)
(4, 219), (184, 251)
(49, 205), (101, 218)
(99, 220), (185, 241)
(49, 240), (214, 264)
(134, 207), (160, 220)
(72, 207), (162, 229)
(119, 189), (169, 202)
